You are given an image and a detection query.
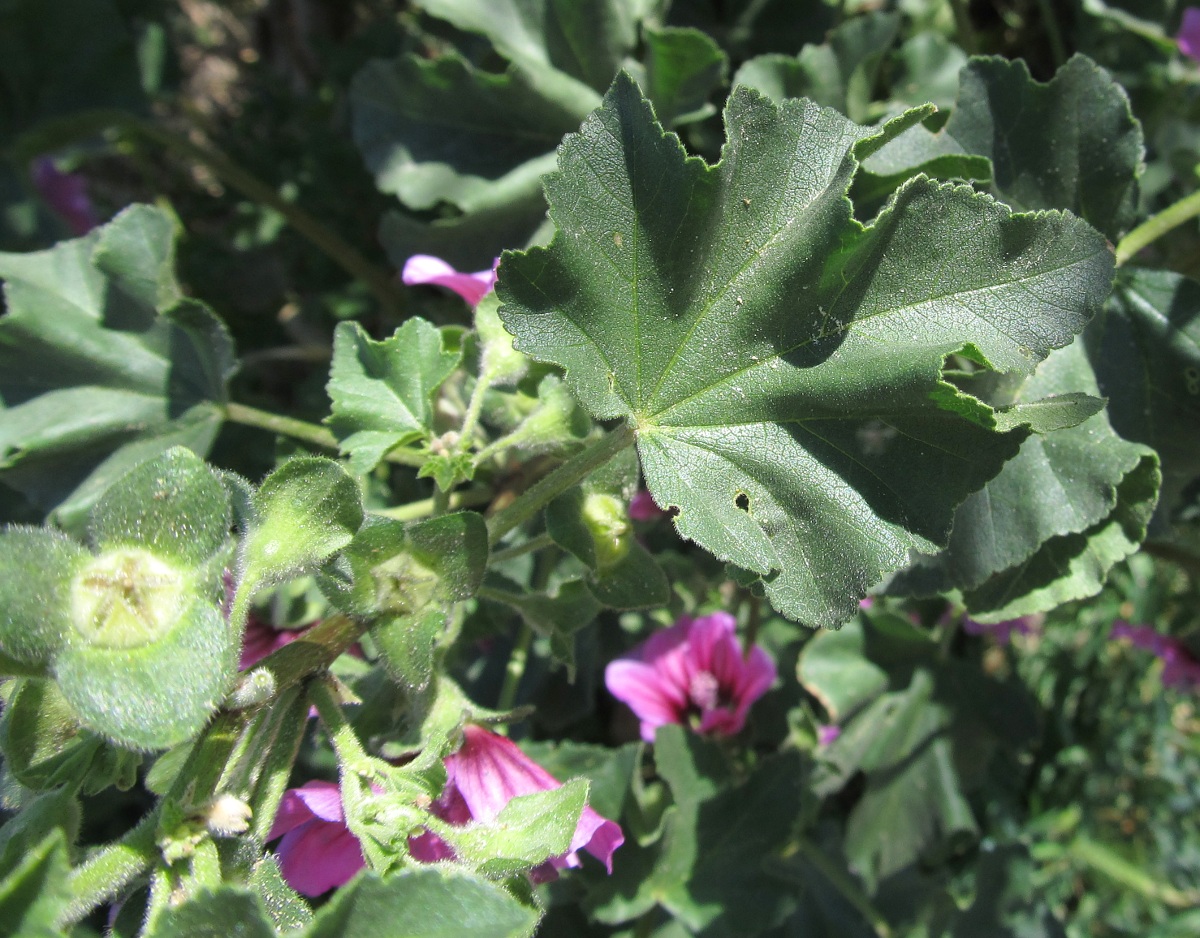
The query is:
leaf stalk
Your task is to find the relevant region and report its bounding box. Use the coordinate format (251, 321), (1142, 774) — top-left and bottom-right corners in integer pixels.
(1116, 186), (1200, 266)
(486, 424), (636, 546)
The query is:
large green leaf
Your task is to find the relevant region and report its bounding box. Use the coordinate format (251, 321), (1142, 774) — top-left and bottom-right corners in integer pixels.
(304, 868), (539, 938)
(732, 11), (901, 123)
(942, 54), (1143, 241)
(142, 888), (277, 938)
(413, 0), (650, 95)
(0, 830), (71, 938)
(643, 727), (808, 936)
(0, 205), (235, 528)
(1087, 268), (1200, 531)
(498, 74), (1114, 627)
(350, 53), (583, 213)
(894, 341), (1160, 621)
(799, 614), (1037, 887)
(326, 319), (461, 474)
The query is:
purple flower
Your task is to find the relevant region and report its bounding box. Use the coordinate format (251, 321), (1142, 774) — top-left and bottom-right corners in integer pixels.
(272, 727), (624, 895)
(816, 724), (841, 746)
(962, 615), (1038, 646)
(408, 725), (624, 880)
(628, 489), (666, 522)
(1111, 621), (1200, 691)
(238, 615), (307, 670)
(402, 254), (497, 307)
(30, 157), (99, 235)
(1180, 8), (1200, 61)
(605, 611), (777, 743)
(268, 781), (366, 897)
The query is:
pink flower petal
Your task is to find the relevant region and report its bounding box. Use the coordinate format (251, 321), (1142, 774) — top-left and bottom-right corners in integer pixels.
(605, 659), (687, 733)
(628, 490), (665, 521)
(268, 780), (341, 840)
(446, 726), (623, 871)
(276, 820), (365, 897)
(402, 254), (497, 307)
(605, 610), (776, 741)
(1181, 8), (1200, 61)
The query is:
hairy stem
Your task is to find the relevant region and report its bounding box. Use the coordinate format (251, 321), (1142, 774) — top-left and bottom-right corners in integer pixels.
(496, 622), (535, 714)
(58, 807), (162, 927)
(250, 614), (373, 694)
(309, 677), (373, 775)
(223, 402), (426, 467)
(489, 532), (556, 566)
(375, 487), (494, 521)
(486, 424), (636, 545)
(1116, 187), (1200, 266)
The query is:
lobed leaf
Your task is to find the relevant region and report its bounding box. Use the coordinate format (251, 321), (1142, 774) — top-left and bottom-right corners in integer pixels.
(944, 55), (1143, 241)
(304, 868), (539, 938)
(499, 74), (1114, 627)
(894, 341), (1160, 621)
(1088, 268), (1200, 532)
(327, 319), (461, 474)
(0, 205), (235, 529)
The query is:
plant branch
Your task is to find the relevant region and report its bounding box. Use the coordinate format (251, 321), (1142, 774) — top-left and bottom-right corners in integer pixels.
(1069, 836), (1200, 908)
(496, 622), (535, 715)
(58, 806), (162, 927)
(1116, 187), (1200, 266)
(113, 116), (406, 316)
(489, 532), (556, 565)
(789, 837), (892, 938)
(249, 614), (373, 693)
(223, 402), (426, 467)
(486, 424), (636, 545)
(375, 486), (494, 521)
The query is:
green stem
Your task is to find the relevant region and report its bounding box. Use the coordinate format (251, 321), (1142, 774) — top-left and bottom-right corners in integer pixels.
(223, 402), (426, 467)
(58, 807), (162, 927)
(250, 614), (373, 694)
(250, 688), (310, 843)
(791, 838), (892, 938)
(309, 677), (375, 776)
(496, 623), (535, 714)
(1034, 0), (1067, 68)
(1116, 187), (1200, 266)
(489, 532), (556, 565)
(457, 376), (492, 456)
(375, 487), (493, 521)
(224, 401), (338, 449)
(486, 424), (636, 545)
(1069, 836), (1200, 908)
(115, 116), (406, 316)
(947, 0), (978, 55)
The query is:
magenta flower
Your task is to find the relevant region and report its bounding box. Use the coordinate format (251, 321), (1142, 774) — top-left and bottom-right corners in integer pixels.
(605, 611), (777, 743)
(272, 727), (623, 895)
(409, 725), (624, 879)
(1111, 622), (1200, 691)
(30, 157), (99, 235)
(402, 254), (497, 307)
(628, 489), (666, 521)
(268, 781), (366, 897)
(816, 724), (841, 747)
(238, 615), (307, 670)
(1180, 8), (1200, 61)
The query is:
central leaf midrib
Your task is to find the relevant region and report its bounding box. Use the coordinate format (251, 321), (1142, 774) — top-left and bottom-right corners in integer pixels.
(639, 239), (1105, 426)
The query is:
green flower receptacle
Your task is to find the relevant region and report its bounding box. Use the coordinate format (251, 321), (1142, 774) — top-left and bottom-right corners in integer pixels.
(54, 599), (236, 751)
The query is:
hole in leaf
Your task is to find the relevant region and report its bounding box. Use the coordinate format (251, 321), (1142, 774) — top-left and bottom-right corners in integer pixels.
(735, 492), (750, 512)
